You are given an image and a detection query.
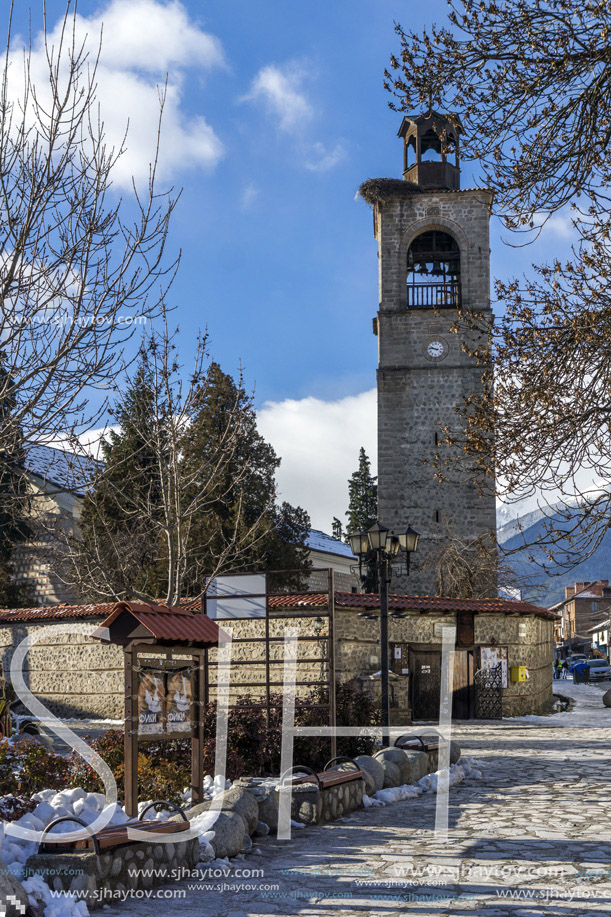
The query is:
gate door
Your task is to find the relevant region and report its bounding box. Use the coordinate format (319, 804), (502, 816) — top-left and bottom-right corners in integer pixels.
(410, 651), (441, 721)
(474, 664), (503, 719)
(452, 649), (475, 719)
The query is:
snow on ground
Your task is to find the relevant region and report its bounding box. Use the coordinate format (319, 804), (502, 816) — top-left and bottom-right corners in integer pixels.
(0, 774), (232, 916)
(505, 679), (611, 728)
(363, 757), (483, 808)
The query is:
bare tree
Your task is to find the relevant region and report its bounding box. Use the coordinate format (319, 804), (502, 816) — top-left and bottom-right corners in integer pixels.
(385, 1), (611, 576)
(0, 1), (176, 455)
(60, 317), (281, 605)
(0, 1), (179, 599)
(385, 0), (611, 224)
(422, 521), (544, 601)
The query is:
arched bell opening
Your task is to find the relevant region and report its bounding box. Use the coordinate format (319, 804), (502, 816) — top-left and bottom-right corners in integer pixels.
(406, 230), (461, 309)
(420, 129), (443, 162)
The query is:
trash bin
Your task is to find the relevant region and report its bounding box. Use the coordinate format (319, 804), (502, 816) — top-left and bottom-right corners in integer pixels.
(573, 663), (591, 684)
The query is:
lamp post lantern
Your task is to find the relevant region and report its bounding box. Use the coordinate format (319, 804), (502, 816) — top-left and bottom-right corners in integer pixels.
(349, 520), (419, 746)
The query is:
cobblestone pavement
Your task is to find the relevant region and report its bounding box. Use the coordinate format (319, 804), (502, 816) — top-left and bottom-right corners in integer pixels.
(118, 681), (611, 916)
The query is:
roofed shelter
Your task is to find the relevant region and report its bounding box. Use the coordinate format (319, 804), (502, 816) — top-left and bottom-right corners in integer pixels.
(94, 601), (224, 816)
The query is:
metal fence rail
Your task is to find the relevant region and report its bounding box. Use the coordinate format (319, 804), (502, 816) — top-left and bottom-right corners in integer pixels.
(407, 281), (461, 308)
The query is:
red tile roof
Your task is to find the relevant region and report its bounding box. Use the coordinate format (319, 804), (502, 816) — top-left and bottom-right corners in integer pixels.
(338, 592), (556, 617)
(98, 602), (221, 646)
(269, 591), (557, 619)
(0, 592), (557, 623)
(0, 602), (116, 623)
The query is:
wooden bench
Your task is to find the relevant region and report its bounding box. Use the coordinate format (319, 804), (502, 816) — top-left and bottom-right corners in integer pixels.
(284, 757), (364, 789)
(394, 733), (442, 753)
(38, 801), (190, 855)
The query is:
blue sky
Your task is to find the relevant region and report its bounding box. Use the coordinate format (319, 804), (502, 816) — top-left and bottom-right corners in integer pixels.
(20, 1), (575, 530)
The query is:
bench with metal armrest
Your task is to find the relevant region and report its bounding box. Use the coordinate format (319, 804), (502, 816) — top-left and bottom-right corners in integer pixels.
(286, 757), (364, 789)
(280, 757), (366, 824)
(394, 733), (442, 753)
(38, 801), (190, 855)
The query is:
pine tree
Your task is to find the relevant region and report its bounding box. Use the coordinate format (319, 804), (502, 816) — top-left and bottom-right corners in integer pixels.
(74, 352), (311, 601)
(0, 363), (31, 606)
(182, 363), (311, 591)
(263, 502), (312, 592)
(346, 448), (378, 534)
(346, 447), (378, 592)
(77, 350), (168, 600)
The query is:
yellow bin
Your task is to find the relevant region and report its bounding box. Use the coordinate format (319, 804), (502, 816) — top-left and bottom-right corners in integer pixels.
(510, 665), (527, 682)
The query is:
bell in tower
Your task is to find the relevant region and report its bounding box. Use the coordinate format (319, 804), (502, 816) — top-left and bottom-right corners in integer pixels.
(398, 111), (461, 191)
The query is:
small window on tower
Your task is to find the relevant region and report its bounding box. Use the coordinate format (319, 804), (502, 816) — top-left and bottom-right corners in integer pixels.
(434, 510), (440, 523)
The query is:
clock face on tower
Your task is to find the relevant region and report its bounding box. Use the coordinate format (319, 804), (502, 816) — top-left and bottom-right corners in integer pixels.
(423, 337), (449, 362)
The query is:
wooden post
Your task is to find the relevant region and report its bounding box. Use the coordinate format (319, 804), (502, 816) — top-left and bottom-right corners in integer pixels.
(328, 568), (337, 761)
(124, 648), (139, 817)
(191, 652), (204, 805)
(265, 576), (271, 730)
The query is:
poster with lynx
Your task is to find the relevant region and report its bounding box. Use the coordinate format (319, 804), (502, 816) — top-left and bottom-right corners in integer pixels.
(137, 669), (166, 735)
(166, 669), (192, 732)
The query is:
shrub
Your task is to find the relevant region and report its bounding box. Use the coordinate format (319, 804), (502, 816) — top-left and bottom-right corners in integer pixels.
(0, 739), (18, 795)
(292, 682), (380, 772)
(0, 794), (36, 822)
(0, 739), (71, 796)
(67, 730), (125, 795)
(17, 740), (71, 795)
(67, 731), (190, 804)
(55, 682), (382, 802)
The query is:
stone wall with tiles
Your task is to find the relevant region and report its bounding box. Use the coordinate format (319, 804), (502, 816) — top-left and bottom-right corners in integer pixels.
(475, 612), (555, 716)
(0, 605), (554, 720)
(334, 606), (554, 717)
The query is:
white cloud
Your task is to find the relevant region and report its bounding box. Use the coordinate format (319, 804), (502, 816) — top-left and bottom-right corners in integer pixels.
(241, 182), (260, 210)
(533, 209), (577, 240)
(13, 0), (226, 189)
(77, 0), (225, 72)
(241, 60), (345, 173)
(305, 142), (346, 172)
(545, 212), (576, 239)
(257, 389), (377, 532)
(242, 62), (313, 133)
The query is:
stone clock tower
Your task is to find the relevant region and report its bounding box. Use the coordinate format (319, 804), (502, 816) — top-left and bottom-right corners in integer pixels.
(359, 111), (496, 595)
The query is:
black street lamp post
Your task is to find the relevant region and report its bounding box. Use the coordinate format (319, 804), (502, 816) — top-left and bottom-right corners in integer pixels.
(348, 522), (419, 746)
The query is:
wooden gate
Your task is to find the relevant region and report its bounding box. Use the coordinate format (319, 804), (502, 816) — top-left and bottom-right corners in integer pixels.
(452, 649), (475, 719)
(410, 648), (475, 721)
(410, 650), (441, 720)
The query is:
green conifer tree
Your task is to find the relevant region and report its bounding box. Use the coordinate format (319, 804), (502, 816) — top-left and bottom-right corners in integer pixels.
(77, 350), (167, 600)
(75, 353), (311, 601)
(182, 363), (311, 591)
(346, 448), (378, 533)
(346, 447), (378, 592)
(0, 362), (31, 606)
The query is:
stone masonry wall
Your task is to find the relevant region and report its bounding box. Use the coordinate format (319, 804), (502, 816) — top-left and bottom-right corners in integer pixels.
(335, 608), (554, 717)
(0, 607), (553, 720)
(12, 481), (82, 607)
(0, 620), (124, 719)
(373, 188), (496, 595)
(26, 835), (199, 911)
